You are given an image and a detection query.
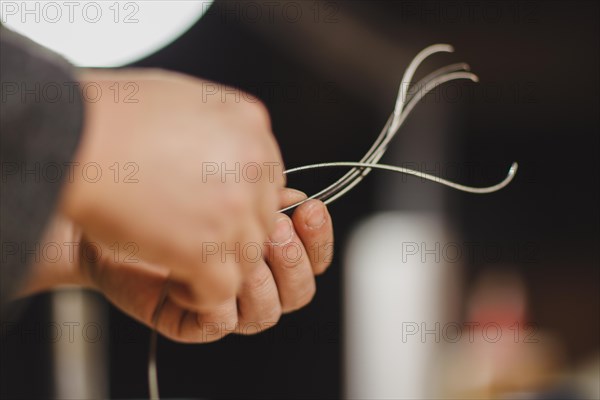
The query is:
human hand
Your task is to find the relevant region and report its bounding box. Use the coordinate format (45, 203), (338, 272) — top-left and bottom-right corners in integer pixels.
(89, 188), (333, 342)
(21, 190), (334, 343)
(59, 69), (285, 312)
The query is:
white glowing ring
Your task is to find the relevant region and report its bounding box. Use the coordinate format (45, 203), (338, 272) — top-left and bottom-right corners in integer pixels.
(1, 1), (214, 67)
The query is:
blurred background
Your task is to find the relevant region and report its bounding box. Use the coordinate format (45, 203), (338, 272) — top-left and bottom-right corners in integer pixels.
(1, 1), (598, 399)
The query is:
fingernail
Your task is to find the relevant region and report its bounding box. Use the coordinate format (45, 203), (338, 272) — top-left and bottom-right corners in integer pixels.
(305, 202), (326, 229)
(270, 217), (293, 244)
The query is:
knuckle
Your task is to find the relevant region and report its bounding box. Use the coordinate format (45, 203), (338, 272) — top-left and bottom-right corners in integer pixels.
(230, 94), (271, 134)
(274, 242), (305, 269)
(206, 286), (236, 308)
(243, 98), (271, 127)
(196, 308), (239, 343)
(243, 267), (273, 294)
(239, 306), (282, 335)
(263, 305), (282, 326)
(213, 312), (239, 333)
(187, 267), (239, 308)
(284, 285), (316, 313)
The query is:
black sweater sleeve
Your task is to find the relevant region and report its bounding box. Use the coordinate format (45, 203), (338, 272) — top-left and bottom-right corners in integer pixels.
(0, 25), (84, 311)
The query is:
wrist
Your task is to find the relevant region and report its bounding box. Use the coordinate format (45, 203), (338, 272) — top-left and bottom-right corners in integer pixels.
(58, 70), (116, 224)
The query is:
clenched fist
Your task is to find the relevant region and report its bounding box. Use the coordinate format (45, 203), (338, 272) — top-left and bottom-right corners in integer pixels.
(60, 69), (285, 311)
(16, 69), (335, 342)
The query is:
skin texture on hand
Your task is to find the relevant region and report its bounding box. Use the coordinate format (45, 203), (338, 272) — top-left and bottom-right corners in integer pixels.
(20, 188), (334, 343)
(21, 68), (335, 342)
(59, 69), (286, 313)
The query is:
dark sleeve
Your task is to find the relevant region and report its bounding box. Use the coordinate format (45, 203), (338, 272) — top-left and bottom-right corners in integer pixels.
(0, 25), (84, 312)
